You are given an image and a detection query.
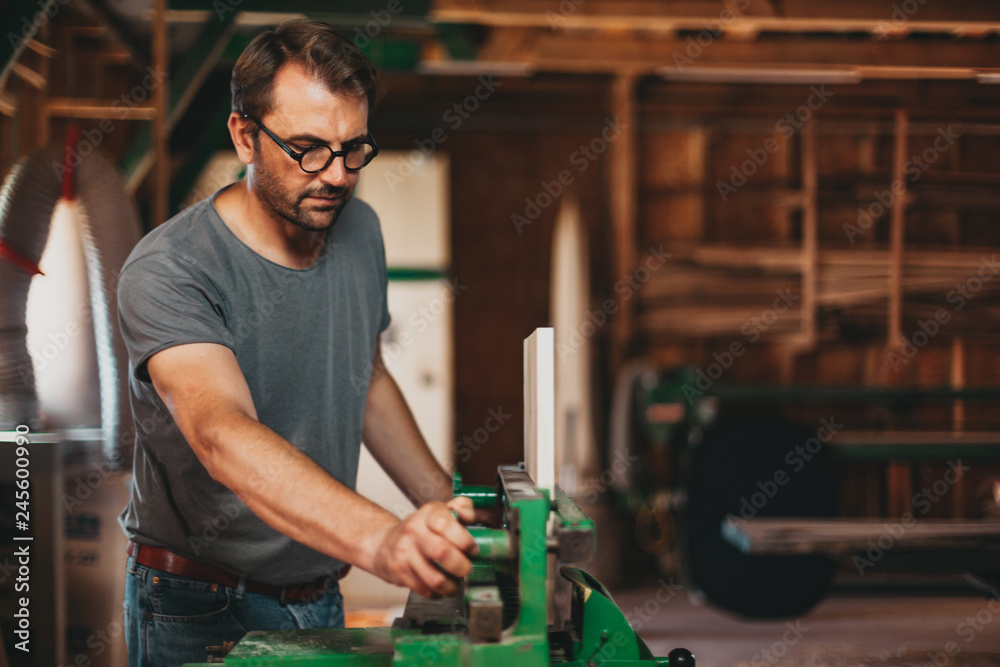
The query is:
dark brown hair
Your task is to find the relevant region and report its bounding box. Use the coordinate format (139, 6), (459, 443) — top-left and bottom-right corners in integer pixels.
(231, 19), (381, 128)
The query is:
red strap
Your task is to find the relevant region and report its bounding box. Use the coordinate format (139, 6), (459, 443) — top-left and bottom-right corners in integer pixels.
(0, 239), (43, 276)
(0, 126), (78, 276)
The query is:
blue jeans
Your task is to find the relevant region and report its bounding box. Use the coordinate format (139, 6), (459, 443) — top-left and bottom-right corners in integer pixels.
(124, 554), (344, 667)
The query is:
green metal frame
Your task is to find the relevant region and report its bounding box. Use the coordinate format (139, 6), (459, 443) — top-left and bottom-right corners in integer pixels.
(183, 466), (690, 666)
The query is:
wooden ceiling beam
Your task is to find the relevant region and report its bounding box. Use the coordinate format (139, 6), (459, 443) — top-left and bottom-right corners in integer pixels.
(434, 0), (1000, 37)
(436, 0), (1000, 24)
(517, 32), (1000, 74)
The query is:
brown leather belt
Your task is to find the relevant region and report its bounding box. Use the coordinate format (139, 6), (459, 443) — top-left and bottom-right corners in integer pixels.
(127, 541), (348, 605)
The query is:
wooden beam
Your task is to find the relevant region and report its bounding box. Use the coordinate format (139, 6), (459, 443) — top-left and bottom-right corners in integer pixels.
(24, 38), (57, 58)
(0, 91), (16, 116)
(43, 98), (158, 120)
(122, 11), (238, 196)
(433, 1), (1000, 36)
(888, 109), (908, 350)
(152, 0), (169, 226)
(609, 73), (638, 371)
(522, 32), (1000, 75)
(76, 0), (151, 70)
(11, 62), (45, 89)
(801, 119), (818, 345)
(951, 336), (966, 519)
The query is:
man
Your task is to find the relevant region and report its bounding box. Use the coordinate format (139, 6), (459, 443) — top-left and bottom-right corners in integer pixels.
(117, 19), (477, 667)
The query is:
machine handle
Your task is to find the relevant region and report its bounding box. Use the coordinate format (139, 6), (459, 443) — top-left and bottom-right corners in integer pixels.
(468, 526), (511, 560)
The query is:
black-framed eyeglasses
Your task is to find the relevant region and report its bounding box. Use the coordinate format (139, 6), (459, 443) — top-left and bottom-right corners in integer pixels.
(244, 115), (379, 173)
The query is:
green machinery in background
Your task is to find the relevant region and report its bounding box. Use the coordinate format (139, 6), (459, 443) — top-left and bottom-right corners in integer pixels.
(184, 465), (695, 666)
(613, 364), (1000, 620)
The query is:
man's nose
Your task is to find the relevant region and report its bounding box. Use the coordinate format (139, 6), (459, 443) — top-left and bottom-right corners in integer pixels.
(317, 155), (348, 187)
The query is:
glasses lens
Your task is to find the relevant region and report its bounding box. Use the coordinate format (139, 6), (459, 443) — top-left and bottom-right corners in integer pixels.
(301, 146), (334, 173)
(344, 142), (376, 170)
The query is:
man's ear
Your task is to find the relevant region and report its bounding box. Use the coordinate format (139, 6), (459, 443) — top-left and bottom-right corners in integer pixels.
(228, 113), (256, 165)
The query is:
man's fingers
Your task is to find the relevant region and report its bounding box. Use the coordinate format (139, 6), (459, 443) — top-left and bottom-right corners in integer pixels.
(428, 505), (479, 556)
(420, 532), (473, 580)
(409, 553), (460, 597)
(472, 508), (502, 527)
(446, 495), (477, 524)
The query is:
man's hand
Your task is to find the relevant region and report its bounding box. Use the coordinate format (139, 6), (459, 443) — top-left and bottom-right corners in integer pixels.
(371, 496), (479, 598)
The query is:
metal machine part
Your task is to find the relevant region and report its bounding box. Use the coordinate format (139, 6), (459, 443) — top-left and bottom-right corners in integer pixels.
(183, 465), (695, 666)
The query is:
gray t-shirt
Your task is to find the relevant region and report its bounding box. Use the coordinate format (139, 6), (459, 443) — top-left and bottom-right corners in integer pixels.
(117, 190), (390, 585)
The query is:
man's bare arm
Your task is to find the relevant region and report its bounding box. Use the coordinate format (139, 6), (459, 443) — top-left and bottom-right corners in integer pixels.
(147, 342), (477, 597)
(361, 340), (453, 506)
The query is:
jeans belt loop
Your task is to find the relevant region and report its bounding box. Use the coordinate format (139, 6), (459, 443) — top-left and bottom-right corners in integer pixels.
(279, 585), (292, 607)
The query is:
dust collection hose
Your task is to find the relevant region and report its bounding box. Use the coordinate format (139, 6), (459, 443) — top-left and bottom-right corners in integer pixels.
(0, 129), (142, 466)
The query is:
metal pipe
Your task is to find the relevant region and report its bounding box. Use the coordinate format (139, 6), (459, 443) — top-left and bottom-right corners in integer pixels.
(468, 527), (512, 560)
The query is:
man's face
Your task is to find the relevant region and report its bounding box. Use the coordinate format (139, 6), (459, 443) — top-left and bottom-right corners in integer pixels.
(249, 62), (369, 232)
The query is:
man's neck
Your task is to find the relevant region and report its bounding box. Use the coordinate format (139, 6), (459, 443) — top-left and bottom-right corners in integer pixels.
(214, 179), (326, 269)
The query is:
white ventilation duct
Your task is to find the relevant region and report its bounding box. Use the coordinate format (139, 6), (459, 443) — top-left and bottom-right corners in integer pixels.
(0, 141), (142, 466)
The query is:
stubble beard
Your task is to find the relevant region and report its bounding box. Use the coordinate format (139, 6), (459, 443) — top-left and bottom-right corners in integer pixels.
(252, 151), (351, 233)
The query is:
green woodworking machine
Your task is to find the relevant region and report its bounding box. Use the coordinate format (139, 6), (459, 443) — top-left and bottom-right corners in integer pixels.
(186, 465), (695, 666)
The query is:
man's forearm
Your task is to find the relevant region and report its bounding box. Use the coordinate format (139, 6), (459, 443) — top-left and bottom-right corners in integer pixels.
(362, 367), (453, 506)
(191, 409), (400, 573)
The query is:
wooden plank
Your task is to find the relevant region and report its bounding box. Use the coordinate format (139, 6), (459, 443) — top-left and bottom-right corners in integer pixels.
(11, 62), (45, 89)
(526, 33), (1000, 74)
(43, 98), (158, 120)
(951, 337), (967, 519)
(801, 119), (818, 345)
(723, 516), (1000, 556)
(433, 1), (1000, 35)
(888, 109), (908, 349)
(524, 328), (555, 497)
(609, 74), (638, 371)
(828, 431), (1000, 461)
(678, 245), (996, 272)
(152, 0), (169, 226)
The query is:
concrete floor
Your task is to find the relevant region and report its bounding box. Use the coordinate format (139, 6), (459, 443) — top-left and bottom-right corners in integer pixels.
(614, 587), (1000, 667)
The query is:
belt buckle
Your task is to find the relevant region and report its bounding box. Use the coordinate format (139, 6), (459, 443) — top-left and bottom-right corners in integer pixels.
(279, 585), (291, 607)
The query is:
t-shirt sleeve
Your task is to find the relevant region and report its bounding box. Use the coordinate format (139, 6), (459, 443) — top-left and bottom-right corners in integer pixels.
(117, 252), (235, 383)
(375, 214), (392, 334)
